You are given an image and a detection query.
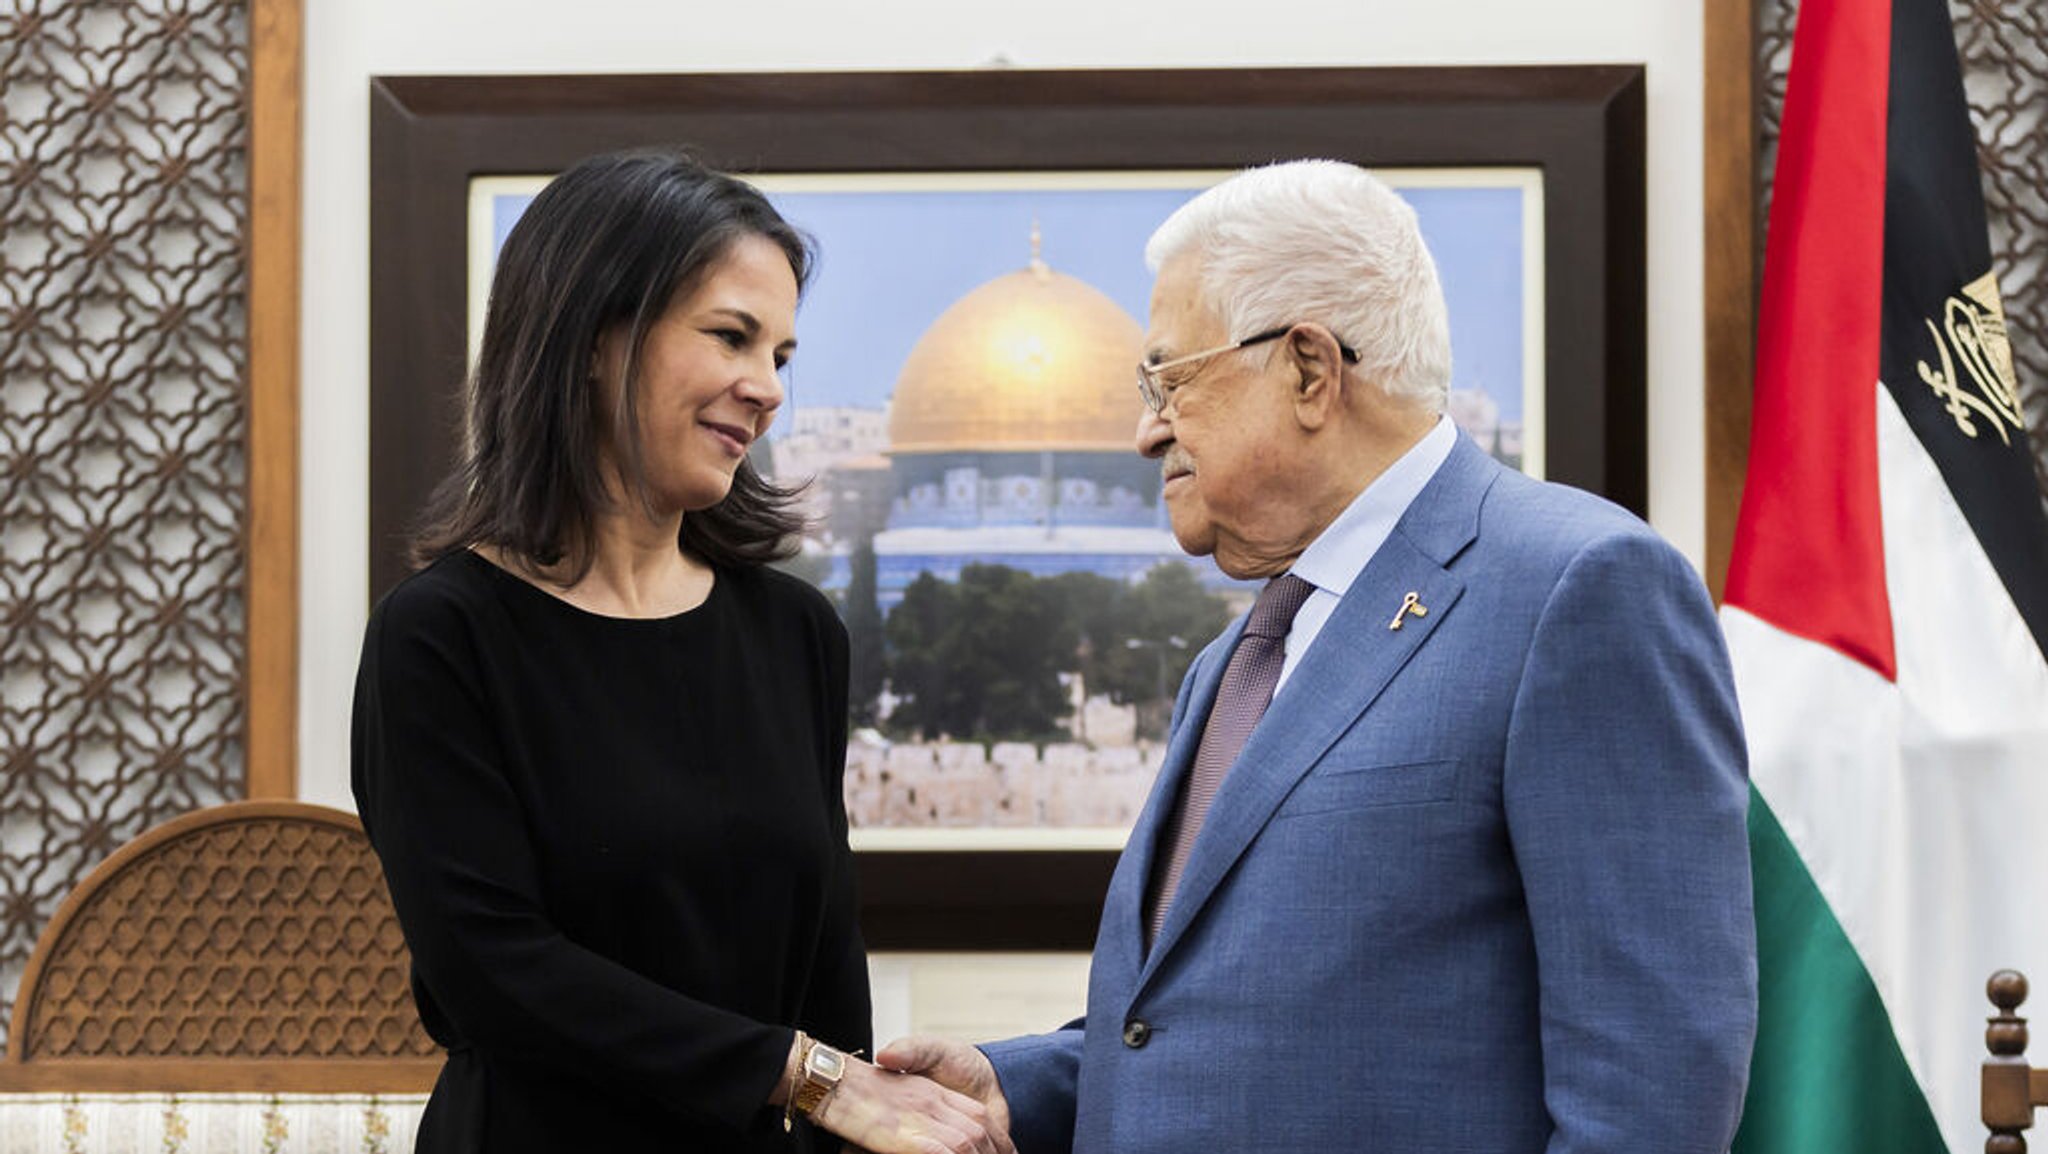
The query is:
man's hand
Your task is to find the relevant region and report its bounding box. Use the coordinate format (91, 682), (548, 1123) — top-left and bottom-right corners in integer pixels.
(876, 1036), (1011, 1141)
(810, 1056), (1012, 1154)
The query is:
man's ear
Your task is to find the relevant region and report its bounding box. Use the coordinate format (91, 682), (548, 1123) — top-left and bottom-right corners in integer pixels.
(1287, 323), (1347, 431)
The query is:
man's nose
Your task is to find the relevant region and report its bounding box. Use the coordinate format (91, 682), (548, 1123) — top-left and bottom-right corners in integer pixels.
(1135, 406), (1171, 458)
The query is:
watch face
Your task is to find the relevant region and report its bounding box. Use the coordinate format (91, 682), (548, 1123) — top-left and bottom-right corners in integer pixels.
(809, 1045), (846, 1081)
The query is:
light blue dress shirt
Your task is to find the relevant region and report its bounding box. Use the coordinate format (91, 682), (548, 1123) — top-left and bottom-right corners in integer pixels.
(1276, 414), (1458, 694)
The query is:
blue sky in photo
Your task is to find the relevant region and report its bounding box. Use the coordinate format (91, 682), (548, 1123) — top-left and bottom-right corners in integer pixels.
(487, 180), (1528, 424)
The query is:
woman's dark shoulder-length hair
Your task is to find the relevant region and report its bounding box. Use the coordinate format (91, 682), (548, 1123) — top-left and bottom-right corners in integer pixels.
(412, 146), (811, 577)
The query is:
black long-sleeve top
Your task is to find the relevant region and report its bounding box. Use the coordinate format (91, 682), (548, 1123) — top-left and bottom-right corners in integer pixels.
(351, 550), (871, 1153)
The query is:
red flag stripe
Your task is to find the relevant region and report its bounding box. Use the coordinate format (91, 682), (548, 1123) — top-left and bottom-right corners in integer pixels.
(1725, 0), (1898, 682)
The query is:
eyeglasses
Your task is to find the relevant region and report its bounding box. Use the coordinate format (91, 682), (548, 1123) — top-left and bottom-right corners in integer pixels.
(1135, 324), (1360, 414)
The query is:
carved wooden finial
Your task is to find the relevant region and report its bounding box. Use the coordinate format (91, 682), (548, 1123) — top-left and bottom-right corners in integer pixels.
(1994, 970), (2031, 1012)
(1986, 969), (2038, 1153)
(1991, 970), (2032, 1059)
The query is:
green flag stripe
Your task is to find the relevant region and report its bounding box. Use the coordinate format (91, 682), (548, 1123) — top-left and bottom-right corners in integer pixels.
(1734, 789), (1948, 1153)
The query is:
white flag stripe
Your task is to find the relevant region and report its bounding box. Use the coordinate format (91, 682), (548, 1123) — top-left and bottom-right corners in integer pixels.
(1730, 383), (2048, 1154)
(1875, 383), (2048, 1154)
(1721, 609), (1911, 1075)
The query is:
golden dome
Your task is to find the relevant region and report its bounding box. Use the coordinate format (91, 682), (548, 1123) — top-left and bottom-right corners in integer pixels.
(889, 258), (1144, 453)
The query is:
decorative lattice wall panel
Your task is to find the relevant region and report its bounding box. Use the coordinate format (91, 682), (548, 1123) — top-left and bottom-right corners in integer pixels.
(1759, 0), (2048, 494)
(1, 1), (252, 1050)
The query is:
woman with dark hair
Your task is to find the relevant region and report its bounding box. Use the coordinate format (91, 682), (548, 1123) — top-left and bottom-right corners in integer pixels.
(350, 149), (1007, 1154)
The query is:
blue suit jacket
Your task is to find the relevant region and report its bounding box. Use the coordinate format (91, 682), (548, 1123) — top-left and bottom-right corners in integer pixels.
(983, 437), (1757, 1154)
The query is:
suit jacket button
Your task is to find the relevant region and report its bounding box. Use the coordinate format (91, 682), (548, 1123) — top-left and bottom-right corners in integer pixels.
(1121, 1019), (1151, 1048)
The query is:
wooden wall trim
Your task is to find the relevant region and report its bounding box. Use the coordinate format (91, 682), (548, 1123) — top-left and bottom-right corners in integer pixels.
(1704, 0), (1760, 602)
(246, 0), (303, 799)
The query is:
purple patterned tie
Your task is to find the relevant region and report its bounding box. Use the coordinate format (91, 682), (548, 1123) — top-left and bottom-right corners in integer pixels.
(1147, 573), (1316, 947)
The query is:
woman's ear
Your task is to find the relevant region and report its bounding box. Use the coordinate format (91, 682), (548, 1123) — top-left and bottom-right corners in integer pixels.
(590, 328), (620, 385)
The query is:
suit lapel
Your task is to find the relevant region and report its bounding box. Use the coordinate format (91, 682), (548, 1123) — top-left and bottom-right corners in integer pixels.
(1098, 624), (1240, 981)
(1136, 437), (1499, 983)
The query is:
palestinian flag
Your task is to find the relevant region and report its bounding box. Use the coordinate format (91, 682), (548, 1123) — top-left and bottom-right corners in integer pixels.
(1722, 0), (2048, 1150)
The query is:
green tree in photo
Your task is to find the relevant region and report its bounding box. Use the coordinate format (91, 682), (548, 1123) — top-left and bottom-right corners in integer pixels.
(841, 538), (885, 727)
(883, 571), (956, 740)
(1043, 570), (1131, 695)
(945, 563), (1075, 739)
(1108, 563), (1234, 738)
(883, 560), (1233, 742)
(884, 564), (1072, 741)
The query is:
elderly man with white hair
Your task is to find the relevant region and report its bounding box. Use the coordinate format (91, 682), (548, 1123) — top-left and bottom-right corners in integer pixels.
(881, 160), (1758, 1154)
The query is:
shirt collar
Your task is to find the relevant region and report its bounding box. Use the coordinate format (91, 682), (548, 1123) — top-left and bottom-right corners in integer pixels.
(1290, 415), (1458, 599)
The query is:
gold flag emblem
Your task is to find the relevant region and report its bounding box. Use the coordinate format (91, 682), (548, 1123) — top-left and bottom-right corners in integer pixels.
(1915, 269), (2026, 445)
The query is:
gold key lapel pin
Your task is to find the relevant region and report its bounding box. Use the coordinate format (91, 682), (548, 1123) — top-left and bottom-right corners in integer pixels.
(1388, 591), (1429, 631)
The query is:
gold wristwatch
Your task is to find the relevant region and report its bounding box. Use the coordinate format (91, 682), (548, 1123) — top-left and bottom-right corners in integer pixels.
(793, 1037), (848, 1119)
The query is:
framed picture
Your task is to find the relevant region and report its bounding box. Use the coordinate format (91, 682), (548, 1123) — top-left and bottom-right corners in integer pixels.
(371, 67), (1645, 948)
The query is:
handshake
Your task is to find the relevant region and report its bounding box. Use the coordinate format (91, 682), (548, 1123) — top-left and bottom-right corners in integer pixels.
(790, 1034), (1015, 1154)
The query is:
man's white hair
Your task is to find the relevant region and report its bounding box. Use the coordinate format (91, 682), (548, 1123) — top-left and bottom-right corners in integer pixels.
(1145, 160), (1452, 412)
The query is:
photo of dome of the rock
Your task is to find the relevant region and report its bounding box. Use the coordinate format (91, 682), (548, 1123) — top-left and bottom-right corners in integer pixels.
(822, 234), (1204, 607)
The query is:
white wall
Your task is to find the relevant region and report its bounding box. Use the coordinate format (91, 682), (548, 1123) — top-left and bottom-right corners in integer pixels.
(299, 0), (1707, 812)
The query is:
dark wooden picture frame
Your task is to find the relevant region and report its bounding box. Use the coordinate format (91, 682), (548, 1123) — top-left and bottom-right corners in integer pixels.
(369, 67), (1646, 950)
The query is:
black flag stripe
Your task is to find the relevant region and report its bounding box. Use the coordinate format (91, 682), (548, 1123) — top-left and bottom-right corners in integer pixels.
(1877, 0), (2048, 666)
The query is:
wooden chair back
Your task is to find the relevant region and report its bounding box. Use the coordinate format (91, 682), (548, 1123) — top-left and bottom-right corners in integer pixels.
(0, 800), (442, 1092)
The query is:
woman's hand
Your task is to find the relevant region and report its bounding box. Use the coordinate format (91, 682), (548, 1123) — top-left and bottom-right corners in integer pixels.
(810, 1055), (1015, 1154)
